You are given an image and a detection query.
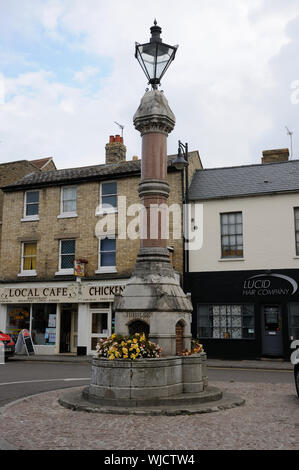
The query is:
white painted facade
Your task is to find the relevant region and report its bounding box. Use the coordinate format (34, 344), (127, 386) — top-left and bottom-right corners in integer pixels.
(189, 192), (299, 273)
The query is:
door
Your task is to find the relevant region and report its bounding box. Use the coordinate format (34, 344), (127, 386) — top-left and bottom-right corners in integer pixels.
(60, 305), (78, 353)
(90, 309), (111, 353)
(261, 305), (283, 356)
(60, 309), (71, 353)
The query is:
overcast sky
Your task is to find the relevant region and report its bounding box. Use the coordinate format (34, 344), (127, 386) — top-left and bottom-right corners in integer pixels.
(1, 0), (299, 169)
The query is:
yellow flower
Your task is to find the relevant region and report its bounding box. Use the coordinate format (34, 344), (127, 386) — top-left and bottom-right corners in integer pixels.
(122, 347), (128, 355)
(136, 348), (140, 354)
(123, 355), (128, 359)
(111, 334), (116, 339)
(108, 354), (115, 360)
(131, 353), (136, 360)
(133, 338), (138, 344)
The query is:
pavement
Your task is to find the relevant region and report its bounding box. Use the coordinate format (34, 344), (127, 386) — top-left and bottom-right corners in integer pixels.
(0, 355), (297, 451)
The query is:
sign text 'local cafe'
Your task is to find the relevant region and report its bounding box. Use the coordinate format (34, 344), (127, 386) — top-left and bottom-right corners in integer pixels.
(0, 283), (126, 304)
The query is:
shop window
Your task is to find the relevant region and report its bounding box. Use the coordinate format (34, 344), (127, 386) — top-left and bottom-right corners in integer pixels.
(59, 239), (75, 272)
(31, 304), (57, 345)
(6, 305), (30, 342)
(197, 304), (255, 339)
(21, 242), (37, 275)
(59, 186), (77, 217)
(220, 212), (243, 258)
(24, 191), (39, 219)
(288, 303), (299, 340)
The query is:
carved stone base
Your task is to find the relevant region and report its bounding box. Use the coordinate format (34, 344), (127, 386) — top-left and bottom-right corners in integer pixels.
(114, 248), (193, 356)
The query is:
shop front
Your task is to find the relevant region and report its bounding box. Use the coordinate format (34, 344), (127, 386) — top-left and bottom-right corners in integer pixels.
(187, 269), (299, 360)
(0, 280), (127, 355)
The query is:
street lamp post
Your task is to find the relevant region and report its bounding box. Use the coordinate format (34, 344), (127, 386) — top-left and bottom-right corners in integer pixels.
(115, 22), (193, 357)
(172, 141), (189, 286)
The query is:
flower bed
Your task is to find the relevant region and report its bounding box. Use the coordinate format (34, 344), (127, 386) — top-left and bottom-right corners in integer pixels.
(95, 333), (162, 360)
(178, 339), (204, 356)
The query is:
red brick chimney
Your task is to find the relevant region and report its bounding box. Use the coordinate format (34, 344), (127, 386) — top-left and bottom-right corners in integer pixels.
(261, 148), (289, 164)
(105, 135), (126, 164)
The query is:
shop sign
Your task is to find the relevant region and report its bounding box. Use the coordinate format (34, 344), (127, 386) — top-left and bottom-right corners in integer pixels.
(81, 284), (126, 302)
(242, 273), (298, 297)
(0, 282), (126, 304)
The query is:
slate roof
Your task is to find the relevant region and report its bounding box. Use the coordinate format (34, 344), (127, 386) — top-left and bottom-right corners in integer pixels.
(188, 159), (299, 201)
(1, 153), (198, 192)
(2, 160), (142, 191)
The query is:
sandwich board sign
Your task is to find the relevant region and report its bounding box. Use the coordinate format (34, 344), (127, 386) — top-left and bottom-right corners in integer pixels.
(21, 329), (35, 356)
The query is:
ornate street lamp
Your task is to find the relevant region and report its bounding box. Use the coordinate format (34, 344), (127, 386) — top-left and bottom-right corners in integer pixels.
(135, 20), (178, 89)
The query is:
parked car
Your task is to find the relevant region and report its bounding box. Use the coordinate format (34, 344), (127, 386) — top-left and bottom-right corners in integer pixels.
(0, 331), (15, 360)
(295, 362), (299, 398)
(291, 340), (299, 398)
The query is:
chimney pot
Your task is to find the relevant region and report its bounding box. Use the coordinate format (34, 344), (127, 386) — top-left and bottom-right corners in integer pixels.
(105, 135), (126, 164)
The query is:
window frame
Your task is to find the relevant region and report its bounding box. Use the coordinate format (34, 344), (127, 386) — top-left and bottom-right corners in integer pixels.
(19, 241), (37, 276)
(96, 237), (117, 273)
(57, 186), (78, 219)
(96, 181), (118, 215)
(220, 211), (243, 259)
(294, 208), (299, 256)
(56, 239), (76, 275)
(22, 190), (40, 222)
(197, 303), (255, 340)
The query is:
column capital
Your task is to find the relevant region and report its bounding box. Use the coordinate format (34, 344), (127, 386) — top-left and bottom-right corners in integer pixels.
(133, 90), (175, 136)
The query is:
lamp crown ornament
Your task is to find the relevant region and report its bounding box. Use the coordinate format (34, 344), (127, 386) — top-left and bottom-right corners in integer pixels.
(135, 22), (178, 89)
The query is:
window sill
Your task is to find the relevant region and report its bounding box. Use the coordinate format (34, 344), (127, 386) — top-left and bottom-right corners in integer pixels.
(18, 271), (37, 277)
(57, 213), (78, 219)
(55, 269), (74, 276)
(21, 216), (39, 222)
(95, 208), (118, 216)
(95, 267), (117, 274)
(218, 258), (245, 262)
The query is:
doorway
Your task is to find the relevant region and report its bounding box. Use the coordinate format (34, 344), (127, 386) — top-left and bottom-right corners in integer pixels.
(60, 304), (78, 354)
(176, 321), (184, 355)
(261, 305), (283, 356)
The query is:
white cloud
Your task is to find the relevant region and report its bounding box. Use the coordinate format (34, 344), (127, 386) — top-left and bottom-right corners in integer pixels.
(73, 66), (100, 83)
(1, 0), (299, 169)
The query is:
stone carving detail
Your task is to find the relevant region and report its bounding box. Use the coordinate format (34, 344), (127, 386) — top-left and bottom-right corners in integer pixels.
(133, 90), (175, 136)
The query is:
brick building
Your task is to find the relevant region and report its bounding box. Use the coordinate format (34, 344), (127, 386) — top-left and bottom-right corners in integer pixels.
(0, 157), (56, 266)
(0, 137), (202, 355)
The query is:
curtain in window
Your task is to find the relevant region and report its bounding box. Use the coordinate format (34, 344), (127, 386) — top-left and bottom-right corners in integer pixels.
(23, 243), (37, 270)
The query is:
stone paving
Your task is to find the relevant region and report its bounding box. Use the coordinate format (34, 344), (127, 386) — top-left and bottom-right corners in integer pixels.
(0, 380), (298, 450)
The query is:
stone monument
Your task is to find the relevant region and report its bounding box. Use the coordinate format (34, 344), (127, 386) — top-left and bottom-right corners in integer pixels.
(60, 23), (244, 414)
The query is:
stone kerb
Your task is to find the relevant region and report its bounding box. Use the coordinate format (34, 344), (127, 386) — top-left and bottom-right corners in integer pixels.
(86, 353), (209, 407)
